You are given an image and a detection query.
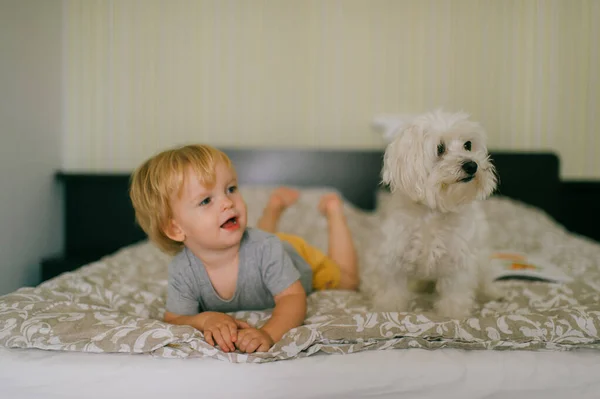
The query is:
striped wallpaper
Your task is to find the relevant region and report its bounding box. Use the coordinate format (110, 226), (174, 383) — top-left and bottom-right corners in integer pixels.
(63, 0), (599, 179)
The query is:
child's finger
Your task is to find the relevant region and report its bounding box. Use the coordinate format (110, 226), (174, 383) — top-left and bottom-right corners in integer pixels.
(236, 335), (246, 352)
(229, 324), (238, 342)
(235, 319), (251, 329)
(220, 326), (235, 352)
(236, 329), (246, 340)
(245, 337), (261, 353)
(238, 332), (254, 352)
(212, 330), (228, 352)
(233, 330), (243, 349)
(257, 341), (271, 353)
(204, 331), (215, 347)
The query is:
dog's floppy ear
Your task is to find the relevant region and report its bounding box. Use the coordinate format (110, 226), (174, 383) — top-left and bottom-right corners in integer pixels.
(381, 124), (428, 202)
(372, 114), (414, 143)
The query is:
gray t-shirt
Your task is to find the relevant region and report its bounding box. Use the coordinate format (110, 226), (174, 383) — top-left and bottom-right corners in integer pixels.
(166, 228), (313, 315)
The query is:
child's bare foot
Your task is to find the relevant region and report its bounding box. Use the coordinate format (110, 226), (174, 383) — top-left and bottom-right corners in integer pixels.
(318, 193), (344, 216)
(267, 187), (300, 212)
(257, 187), (300, 233)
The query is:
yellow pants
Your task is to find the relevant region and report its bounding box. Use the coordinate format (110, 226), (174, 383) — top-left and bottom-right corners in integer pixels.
(276, 232), (341, 290)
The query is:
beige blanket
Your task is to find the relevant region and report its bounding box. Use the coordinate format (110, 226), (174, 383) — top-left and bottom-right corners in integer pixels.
(1, 189), (599, 363)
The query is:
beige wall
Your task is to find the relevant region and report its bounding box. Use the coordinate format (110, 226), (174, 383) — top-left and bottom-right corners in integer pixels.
(63, 0), (599, 179)
(0, 0), (63, 295)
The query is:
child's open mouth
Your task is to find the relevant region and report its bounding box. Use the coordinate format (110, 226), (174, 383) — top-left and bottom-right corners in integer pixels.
(220, 216), (239, 230)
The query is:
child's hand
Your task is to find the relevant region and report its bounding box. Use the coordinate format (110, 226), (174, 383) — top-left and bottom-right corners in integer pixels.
(201, 312), (250, 352)
(235, 328), (275, 353)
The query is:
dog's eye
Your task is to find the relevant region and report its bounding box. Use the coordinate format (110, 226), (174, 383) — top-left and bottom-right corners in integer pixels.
(464, 141), (472, 151)
(437, 142), (446, 157)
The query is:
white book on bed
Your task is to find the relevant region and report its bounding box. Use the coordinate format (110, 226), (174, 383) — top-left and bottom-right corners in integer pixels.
(490, 251), (573, 283)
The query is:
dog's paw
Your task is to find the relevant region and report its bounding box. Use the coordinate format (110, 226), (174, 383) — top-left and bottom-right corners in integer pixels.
(434, 296), (473, 319)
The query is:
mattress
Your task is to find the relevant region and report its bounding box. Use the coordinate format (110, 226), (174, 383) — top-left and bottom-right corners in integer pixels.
(1, 346), (599, 399)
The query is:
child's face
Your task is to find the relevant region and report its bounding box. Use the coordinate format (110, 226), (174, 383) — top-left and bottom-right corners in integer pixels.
(167, 162), (247, 253)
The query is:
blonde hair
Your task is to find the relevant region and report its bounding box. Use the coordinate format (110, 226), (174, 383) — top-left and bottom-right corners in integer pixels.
(129, 144), (233, 255)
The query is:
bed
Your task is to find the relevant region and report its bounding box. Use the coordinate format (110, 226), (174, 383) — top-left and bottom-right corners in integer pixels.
(2, 148), (600, 399)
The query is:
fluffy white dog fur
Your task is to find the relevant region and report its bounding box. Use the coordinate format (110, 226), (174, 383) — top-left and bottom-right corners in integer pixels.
(369, 109), (501, 319)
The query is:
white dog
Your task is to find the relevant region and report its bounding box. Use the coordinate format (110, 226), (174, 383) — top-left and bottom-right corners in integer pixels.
(369, 109), (500, 319)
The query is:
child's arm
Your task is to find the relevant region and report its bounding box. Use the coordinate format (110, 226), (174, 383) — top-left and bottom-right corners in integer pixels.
(235, 280), (306, 353)
(261, 280), (307, 342)
(164, 311), (249, 352)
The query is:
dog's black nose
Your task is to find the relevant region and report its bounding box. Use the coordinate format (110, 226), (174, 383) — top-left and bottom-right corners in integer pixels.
(462, 161), (478, 175)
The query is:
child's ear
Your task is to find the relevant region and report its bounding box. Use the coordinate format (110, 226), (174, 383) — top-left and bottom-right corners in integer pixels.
(164, 220), (185, 242)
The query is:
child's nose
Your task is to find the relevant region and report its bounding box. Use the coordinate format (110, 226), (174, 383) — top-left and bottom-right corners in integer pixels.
(221, 197), (233, 210)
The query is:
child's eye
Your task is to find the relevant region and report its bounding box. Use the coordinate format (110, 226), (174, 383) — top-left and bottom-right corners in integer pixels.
(199, 197), (211, 206)
(464, 141), (472, 151)
(227, 185), (237, 194)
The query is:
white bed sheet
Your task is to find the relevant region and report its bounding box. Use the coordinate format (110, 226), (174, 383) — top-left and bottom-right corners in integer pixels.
(2, 346), (599, 399)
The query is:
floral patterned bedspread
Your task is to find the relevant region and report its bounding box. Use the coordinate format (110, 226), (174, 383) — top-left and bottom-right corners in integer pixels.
(1, 189), (599, 363)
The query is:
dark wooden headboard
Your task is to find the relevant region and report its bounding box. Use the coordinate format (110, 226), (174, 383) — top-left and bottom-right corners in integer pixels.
(43, 149), (561, 280)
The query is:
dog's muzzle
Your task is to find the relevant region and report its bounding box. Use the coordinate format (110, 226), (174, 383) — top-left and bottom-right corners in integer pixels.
(460, 161), (478, 182)
(462, 161), (478, 175)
